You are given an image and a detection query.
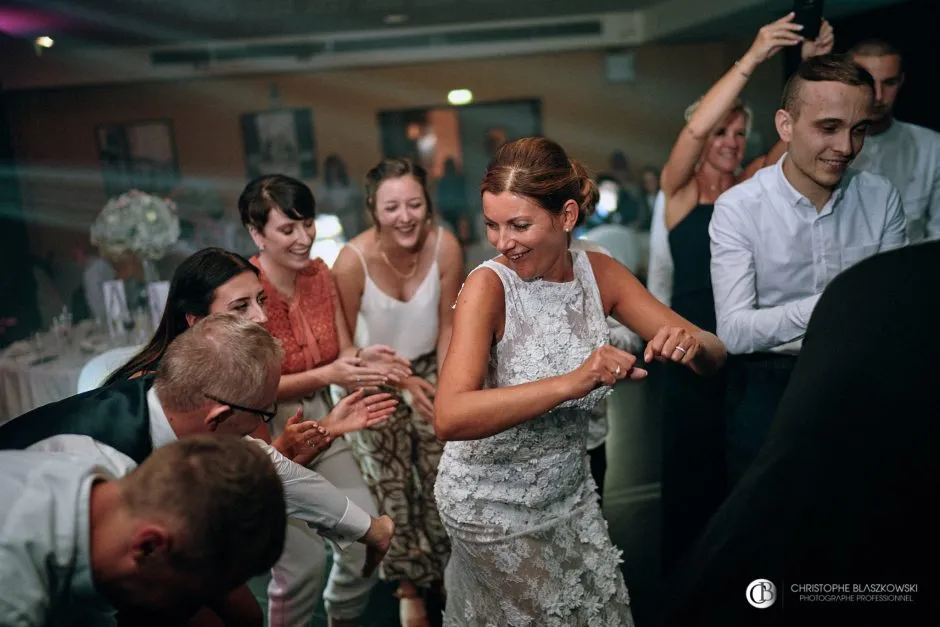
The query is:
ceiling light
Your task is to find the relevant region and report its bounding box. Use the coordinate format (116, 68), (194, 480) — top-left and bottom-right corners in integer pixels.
(447, 89), (473, 106)
(34, 35), (54, 48)
(383, 14), (409, 25)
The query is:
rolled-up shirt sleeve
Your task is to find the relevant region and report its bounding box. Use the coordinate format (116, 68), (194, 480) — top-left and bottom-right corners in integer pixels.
(881, 185), (909, 250)
(709, 201), (819, 355)
(247, 438), (371, 550)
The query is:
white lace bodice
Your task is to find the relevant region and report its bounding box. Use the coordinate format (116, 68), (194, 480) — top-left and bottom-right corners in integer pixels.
(436, 249), (611, 527)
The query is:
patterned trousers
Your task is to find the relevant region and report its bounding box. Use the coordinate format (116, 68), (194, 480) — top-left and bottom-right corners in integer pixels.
(344, 352), (451, 588)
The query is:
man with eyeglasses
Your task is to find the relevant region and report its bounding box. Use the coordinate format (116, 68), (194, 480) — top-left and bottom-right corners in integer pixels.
(0, 313), (397, 627)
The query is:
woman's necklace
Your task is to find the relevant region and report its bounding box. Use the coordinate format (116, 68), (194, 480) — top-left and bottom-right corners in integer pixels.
(378, 240), (419, 280)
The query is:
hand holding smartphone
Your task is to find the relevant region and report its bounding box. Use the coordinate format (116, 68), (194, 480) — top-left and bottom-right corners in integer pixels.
(793, 0), (824, 40)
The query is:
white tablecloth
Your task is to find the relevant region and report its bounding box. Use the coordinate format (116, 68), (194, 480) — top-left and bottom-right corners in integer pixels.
(0, 350), (92, 424)
(0, 329), (135, 426)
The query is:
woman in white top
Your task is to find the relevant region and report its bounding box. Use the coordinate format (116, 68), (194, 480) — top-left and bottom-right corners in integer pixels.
(333, 158), (463, 626)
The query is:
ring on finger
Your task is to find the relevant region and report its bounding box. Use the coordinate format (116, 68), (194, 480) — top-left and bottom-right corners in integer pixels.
(614, 365), (621, 376)
(675, 346), (687, 355)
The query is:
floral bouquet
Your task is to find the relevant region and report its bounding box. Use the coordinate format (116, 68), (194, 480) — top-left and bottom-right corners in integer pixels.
(90, 189), (180, 261)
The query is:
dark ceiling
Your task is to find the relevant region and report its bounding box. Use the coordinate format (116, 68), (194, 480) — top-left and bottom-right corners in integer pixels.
(0, 0), (660, 47)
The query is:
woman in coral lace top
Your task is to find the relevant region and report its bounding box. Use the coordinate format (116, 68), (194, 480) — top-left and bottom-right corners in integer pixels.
(239, 174), (410, 627)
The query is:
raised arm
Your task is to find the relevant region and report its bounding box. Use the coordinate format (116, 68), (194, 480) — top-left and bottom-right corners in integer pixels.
(588, 252), (726, 375)
(739, 20), (834, 182)
(660, 14), (803, 199)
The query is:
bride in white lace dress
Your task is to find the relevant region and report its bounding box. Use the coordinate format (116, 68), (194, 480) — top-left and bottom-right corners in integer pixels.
(433, 137), (727, 626)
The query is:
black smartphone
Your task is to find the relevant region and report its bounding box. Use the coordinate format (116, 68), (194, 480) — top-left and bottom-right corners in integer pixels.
(793, 0), (824, 40)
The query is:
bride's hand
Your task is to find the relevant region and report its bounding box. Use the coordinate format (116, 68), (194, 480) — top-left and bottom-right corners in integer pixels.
(565, 345), (647, 400)
(643, 326), (702, 366)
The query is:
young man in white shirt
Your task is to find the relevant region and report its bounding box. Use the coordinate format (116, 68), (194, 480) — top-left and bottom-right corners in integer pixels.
(709, 54), (908, 485)
(0, 436), (287, 626)
(849, 39), (940, 242)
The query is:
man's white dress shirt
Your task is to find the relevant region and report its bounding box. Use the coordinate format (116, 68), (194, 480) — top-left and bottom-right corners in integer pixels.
(852, 119), (940, 242)
(0, 450), (121, 626)
(710, 157), (908, 356)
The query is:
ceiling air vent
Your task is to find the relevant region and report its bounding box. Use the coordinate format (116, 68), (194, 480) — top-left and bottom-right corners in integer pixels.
(151, 19), (603, 66)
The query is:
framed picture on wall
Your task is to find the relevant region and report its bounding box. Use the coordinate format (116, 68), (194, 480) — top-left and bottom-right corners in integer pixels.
(240, 108), (318, 181)
(95, 119), (180, 198)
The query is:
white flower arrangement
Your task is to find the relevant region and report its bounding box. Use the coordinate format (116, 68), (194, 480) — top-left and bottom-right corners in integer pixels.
(90, 189), (180, 261)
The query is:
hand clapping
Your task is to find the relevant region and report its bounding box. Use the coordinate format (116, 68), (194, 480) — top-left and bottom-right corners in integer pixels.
(321, 388), (398, 436)
(273, 408), (333, 466)
(358, 344), (412, 384)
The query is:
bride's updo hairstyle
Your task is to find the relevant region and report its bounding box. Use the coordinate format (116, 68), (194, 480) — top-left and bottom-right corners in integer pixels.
(480, 137), (599, 226)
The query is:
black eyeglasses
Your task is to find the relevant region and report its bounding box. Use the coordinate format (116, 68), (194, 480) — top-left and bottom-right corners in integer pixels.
(204, 394), (278, 423)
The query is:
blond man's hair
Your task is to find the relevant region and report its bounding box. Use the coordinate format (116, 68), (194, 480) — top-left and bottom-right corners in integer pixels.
(119, 434), (286, 580)
(155, 313), (283, 413)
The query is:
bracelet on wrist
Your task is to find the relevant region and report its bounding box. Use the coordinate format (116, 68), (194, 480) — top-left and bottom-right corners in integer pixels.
(734, 60), (752, 78)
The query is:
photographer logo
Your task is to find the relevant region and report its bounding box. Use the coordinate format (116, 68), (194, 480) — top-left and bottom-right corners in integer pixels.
(746, 579), (777, 609)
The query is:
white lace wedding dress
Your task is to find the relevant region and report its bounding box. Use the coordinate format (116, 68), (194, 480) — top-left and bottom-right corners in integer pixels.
(435, 250), (634, 626)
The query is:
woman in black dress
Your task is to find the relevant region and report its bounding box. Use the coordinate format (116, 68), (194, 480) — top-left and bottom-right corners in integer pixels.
(656, 13), (834, 576)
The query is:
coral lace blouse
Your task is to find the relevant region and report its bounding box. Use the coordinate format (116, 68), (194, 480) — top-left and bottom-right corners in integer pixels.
(251, 256), (341, 375)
